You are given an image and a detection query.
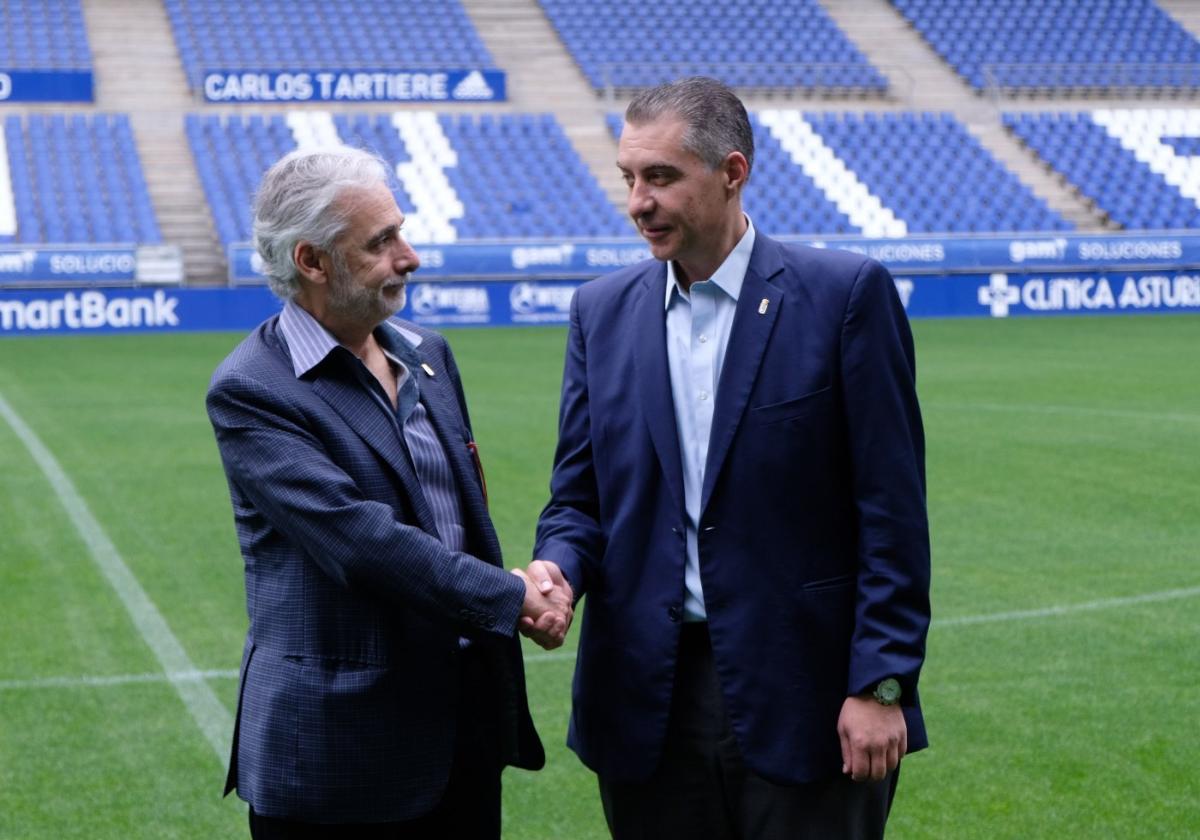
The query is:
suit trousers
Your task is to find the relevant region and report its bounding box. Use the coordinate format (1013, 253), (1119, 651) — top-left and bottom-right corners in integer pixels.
(248, 645), (502, 839)
(598, 623), (899, 840)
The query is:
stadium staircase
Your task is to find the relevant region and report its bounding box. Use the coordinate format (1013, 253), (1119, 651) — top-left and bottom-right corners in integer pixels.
(460, 0), (631, 213)
(1158, 0), (1200, 40)
(79, 0), (225, 283)
(817, 0), (1107, 232)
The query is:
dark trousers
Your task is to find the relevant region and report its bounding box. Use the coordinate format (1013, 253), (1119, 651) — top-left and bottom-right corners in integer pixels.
(248, 650), (502, 840)
(599, 623), (899, 840)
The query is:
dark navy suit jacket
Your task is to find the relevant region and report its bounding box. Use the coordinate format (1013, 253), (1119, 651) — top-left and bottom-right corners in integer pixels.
(535, 234), (931, 785)
(207, 315), (543, 823)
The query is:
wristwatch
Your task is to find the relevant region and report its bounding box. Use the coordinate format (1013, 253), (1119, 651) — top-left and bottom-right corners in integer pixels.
(872, 677), (902, 706)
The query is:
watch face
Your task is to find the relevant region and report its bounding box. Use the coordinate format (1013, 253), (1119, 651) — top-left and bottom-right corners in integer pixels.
(875, 678), (901, 705)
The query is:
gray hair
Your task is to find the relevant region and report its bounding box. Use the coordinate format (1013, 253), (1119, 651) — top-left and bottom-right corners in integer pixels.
(625, 76), (754, 176)
(252, 145), (390, 300)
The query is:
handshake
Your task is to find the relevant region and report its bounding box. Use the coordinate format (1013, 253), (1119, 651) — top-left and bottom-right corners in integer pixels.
(511, 560), (574, 650)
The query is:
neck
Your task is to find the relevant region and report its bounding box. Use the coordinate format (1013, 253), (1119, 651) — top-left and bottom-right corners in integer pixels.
(294, 294), (377, 358)
(336, 328), (378, 362)
(675, 212), (747, 291)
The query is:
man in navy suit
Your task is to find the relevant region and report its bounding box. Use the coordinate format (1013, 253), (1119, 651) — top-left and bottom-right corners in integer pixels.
(530, 78), (931, 838)
(207, 146), (570, 838)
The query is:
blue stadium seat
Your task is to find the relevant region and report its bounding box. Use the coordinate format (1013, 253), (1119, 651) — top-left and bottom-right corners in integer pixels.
(538, 0), (888, 93)
(0, 0), (92, 70)
(892, 0), (1200, 91)
(1, 113), (161, 244)
(186, 111), (630, 247)
(608, 110), (1067, 236)
(1005, 109), (1200, 230)
(166, 0), (497, 88)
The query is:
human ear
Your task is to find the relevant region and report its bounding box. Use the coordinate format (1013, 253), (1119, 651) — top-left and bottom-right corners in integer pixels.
(293, 242), (328, 284)
(724, 151), (750, 192)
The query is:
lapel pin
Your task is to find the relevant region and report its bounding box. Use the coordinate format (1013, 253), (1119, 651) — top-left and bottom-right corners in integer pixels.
(758, 298), (770, 315)
(421, 363), (436, 377)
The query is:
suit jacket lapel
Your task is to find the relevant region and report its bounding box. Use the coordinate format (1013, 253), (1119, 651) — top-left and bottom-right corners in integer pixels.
(701, 239), (785, 511)
(634, 266), (686, 517)
(310, 363), (440, 537)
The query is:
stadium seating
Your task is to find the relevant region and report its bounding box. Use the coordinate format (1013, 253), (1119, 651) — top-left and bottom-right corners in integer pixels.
(1, 113), (160, 244)
(165, 0), (495, 88)
(0, 0), (92, 70)
(892, 0), (1200, 91)
(187, 111), (630, 247)
(1004, 109), (1200, 230)
(538, 0), (887, 92)
(608, 110), (1069, 236)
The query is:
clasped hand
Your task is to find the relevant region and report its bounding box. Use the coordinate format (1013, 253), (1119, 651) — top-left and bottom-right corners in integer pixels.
(511, 560), (574, 649)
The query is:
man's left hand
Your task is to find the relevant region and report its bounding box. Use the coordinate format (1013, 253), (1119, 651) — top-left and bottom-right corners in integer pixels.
(837, 695), (907, 782)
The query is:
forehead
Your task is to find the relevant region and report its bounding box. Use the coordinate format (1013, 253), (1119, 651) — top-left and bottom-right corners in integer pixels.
(334, 181), (403, 239)
(617, 116), (695, 169)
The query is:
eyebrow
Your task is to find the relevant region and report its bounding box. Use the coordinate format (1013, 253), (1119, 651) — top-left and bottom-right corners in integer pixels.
(365, 223), (401, 247)
(618, 162), (681, 178)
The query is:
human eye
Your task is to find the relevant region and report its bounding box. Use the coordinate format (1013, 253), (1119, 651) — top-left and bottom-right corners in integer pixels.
(648, 168), (675, 186)
(370, 227), (399, 251)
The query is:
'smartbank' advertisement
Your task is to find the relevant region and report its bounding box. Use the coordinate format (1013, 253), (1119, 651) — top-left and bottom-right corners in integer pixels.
(3, 270), (1198, 336)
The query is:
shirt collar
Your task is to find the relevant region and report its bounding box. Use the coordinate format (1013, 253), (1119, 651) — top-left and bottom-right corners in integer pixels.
(278, 299), (423, 379)
(664, 215), (756, 310)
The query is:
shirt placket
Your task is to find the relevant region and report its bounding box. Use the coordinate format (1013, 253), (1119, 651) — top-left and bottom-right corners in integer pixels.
(690, 283), (718, 478)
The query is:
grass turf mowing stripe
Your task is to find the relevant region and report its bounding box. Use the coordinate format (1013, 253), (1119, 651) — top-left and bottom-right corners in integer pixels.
(0, 390), (233, 763)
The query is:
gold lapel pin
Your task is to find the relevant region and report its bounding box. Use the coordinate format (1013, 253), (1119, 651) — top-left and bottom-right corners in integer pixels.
(421, 363), (436, 377)
(758, 298), (770, 315)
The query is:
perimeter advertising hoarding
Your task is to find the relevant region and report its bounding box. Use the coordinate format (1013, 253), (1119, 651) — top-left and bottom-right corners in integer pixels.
(2, 271), (1198, 336)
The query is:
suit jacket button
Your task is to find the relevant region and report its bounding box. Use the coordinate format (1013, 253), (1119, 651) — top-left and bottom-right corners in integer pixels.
(667, 606), (681, 622)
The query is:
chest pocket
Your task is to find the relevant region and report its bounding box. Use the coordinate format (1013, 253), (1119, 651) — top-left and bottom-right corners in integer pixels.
(749, 385), (832, 426)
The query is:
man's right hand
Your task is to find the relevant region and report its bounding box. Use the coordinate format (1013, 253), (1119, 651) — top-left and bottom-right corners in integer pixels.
(511, 561), (574, 649)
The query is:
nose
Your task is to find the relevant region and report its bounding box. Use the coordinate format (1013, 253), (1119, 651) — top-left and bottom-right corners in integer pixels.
(627, 179), (654, 220)
(394, 237), (420, 274)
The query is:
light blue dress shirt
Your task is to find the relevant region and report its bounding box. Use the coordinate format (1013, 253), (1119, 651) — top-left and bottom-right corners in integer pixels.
(665, 218), (756, 621)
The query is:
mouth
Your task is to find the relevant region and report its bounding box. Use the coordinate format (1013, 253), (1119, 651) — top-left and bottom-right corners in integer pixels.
(639, 223), (671, 243)
(383, 274), (409, 292)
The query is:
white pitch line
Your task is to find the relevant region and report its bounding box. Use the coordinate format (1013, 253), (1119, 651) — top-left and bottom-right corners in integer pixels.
(0, 669), (238, 692)
(937, 585), (1200, 627)
(5, 586), (1198, 693)
(0, 392), (232, 762)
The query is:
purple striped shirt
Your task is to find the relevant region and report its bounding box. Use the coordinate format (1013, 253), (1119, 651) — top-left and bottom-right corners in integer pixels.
(279, 301), (467, 552)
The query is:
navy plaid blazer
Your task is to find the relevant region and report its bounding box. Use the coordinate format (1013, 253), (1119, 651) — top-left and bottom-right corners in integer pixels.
(207, 314), (544, 823)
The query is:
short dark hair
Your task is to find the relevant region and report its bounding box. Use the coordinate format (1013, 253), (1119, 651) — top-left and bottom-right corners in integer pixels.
(625, 76), (754, 176)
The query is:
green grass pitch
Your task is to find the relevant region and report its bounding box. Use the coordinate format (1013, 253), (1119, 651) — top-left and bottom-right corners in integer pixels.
(0, 315), (1197, 839)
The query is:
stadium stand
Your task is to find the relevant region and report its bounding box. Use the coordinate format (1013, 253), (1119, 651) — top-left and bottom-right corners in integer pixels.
(0, 0), (92, 70)
(1, 113), (160, 244)
(608, 110), (1070, 236)
(1004, 109), (1200, 230)
(892, 0), (1200, 92)
(164, 0), (496, 89)
(187, 111), (630, 247)
(7, 0), (1200, 282)
(537, 0), (888, 93)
